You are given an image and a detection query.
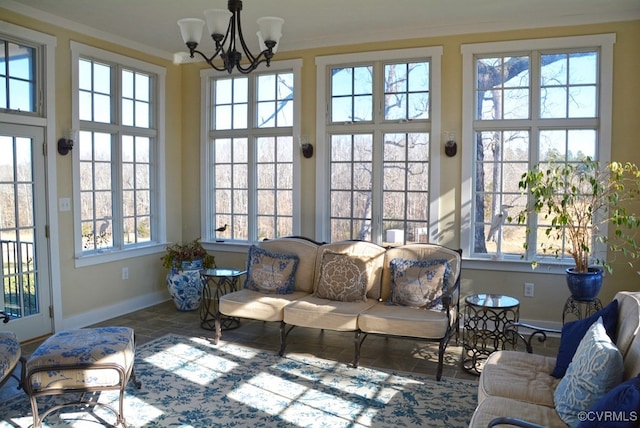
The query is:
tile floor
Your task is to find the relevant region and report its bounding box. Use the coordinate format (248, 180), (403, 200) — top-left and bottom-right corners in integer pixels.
(3, 300), (560, 401)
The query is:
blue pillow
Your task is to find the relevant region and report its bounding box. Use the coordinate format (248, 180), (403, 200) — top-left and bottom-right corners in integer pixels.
(554, 317), (624, 427)
(387, 258), (451, 309)
(551, 299), (619, 378)
(243, 245), (299, 294)
(577, 373), (640, 428)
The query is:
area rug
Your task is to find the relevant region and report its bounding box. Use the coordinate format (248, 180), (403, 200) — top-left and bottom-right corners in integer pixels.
(0, 334), (477, 427)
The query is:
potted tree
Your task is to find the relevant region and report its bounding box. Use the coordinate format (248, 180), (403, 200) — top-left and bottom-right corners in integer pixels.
(512, 157), (640, 300)
(162, 239), (215, 311)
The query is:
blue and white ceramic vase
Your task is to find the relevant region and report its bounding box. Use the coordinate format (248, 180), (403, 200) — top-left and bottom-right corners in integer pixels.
(166, 259), (204, 311)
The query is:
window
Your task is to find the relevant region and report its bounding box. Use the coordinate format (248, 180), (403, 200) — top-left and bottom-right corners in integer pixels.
(461, 34), (615, 268)
(202, 60), (302, 243)
(316, 48), (442, 245)
(71, 42), (166, 265)
(0, 36), (38, 114)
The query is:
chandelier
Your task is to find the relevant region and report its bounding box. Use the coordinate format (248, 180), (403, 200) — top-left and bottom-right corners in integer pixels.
(177, 0), (284, 74)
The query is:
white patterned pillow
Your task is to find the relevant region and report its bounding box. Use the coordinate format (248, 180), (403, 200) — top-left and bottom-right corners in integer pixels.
(315, 251), (370, 302)
(554, 316), (624, 427)
(244, 245), (299, 294)
(388, 258), (451, 309)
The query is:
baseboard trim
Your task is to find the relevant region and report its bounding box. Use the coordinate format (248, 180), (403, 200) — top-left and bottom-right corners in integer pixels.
(62, 291), (168, 331)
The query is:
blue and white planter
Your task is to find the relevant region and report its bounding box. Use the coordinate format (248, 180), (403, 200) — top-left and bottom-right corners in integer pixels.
(167, 259), (204, 311)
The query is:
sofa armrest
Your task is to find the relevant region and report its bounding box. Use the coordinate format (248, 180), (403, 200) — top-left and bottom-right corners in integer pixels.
(441, 248), (463, 307)
(488, 417), (546, 428)
(505, 322), (562, 353)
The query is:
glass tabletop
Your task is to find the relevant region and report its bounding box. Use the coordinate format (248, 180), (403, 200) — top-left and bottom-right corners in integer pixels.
(465, 293), (519, 308)
(202, 268), (246, 277)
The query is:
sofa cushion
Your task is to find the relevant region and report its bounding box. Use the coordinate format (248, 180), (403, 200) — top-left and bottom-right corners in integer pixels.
(554, 317), (624, 427)
(468, 396), (567, 428)
(477, 350), (560, 407)
(552, 298), (619, 378)
(244, 245), (299, 294)
(388, 258), (451, 309)
(283, 295), (377, 331)
(220, 289), (310, 322)
(315, 250), (371, 302)
(357, 302), (454, 339)
(577, 373), (640, 428)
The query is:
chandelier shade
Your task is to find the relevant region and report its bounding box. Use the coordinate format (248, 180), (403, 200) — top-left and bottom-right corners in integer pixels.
(177, 0), (284, 74)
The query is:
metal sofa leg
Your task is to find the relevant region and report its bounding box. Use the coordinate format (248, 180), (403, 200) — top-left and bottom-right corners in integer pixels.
(279, 321), (287, 356)
(353, 331), (361, 368)
(353, 330), (366, 368)
(436, 338), (447, 381)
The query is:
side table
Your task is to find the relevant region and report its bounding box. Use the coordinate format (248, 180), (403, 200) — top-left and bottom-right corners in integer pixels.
(562, 296), (603, 324)
(200, 268), (246, 331)
(462, 293), (520, 375)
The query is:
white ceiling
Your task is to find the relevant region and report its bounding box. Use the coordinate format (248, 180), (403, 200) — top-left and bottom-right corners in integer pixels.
(3, 0), (640, 61)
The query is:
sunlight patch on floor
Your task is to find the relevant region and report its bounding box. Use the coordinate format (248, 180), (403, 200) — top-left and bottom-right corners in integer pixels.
(228, 373), (372, 427)
(144, 342), (239, 385)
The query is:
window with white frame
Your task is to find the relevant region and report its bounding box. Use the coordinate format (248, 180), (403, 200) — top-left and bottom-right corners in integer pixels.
(71, 42), (166, 263)
(0, 36), (39, 115)
(202, 60), (301, 243)
(461, 34), (615, 266)
(316, 48), (442, 245)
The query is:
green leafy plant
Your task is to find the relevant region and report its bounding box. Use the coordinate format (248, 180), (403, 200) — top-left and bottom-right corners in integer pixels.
(511, 158), (640, 273)
(161, 239), (215, 270)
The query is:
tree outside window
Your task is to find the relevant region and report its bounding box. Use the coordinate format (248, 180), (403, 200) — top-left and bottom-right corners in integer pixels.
(462, 35), (615, 265)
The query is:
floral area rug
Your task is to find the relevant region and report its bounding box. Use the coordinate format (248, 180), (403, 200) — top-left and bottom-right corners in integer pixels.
(0, 334), (477, 427)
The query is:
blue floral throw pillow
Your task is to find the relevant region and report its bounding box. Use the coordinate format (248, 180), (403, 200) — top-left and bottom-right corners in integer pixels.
(387, 258), (451, 310)
(244, 245), (299, 294)
(554, 317), (624, 428)
(552, 299), (619, 378)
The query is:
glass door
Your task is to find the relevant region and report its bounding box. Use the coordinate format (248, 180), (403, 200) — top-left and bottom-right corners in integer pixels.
(0, 124), (52, 341)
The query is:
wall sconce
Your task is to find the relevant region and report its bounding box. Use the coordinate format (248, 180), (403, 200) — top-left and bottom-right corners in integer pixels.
(57, 130), (76, 156)
(298, 135), (314, 158)
(444, 132), (457, 157)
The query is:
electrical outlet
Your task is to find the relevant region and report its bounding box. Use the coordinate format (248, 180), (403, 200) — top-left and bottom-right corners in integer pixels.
(59, 197), (71, 212)
(524, 282), (534, 297)
(122, 267), (129, 280)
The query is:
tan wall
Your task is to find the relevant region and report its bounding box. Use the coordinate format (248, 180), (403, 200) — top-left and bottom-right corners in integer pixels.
(2, 6), (639, 326)
(1, 8), (183, 321)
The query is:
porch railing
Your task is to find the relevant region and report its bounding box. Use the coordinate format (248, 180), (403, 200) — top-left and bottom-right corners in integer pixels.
(1, 239), (38, 318)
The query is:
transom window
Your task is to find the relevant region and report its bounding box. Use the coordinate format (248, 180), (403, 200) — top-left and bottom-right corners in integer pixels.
(0, 37), (38, 114)
(203, 60), (301, 243)
(461, 35), (615, 267)
(71, 42), (166, 264)
(317, 47), (442, 245)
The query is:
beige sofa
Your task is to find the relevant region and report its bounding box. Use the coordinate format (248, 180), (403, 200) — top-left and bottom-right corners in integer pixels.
(215, 237), (462, 380)
(469, 291), (640, 427)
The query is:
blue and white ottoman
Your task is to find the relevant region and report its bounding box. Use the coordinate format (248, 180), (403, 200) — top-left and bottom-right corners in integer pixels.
(0, 331), (24, 389)
(24, 327), (141, 427)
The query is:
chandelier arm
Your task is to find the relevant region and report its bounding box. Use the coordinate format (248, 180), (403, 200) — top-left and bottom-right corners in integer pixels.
(235, 53), (272, 74)
(189, 48), (229, 73)
(233, 8), (258, 64)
